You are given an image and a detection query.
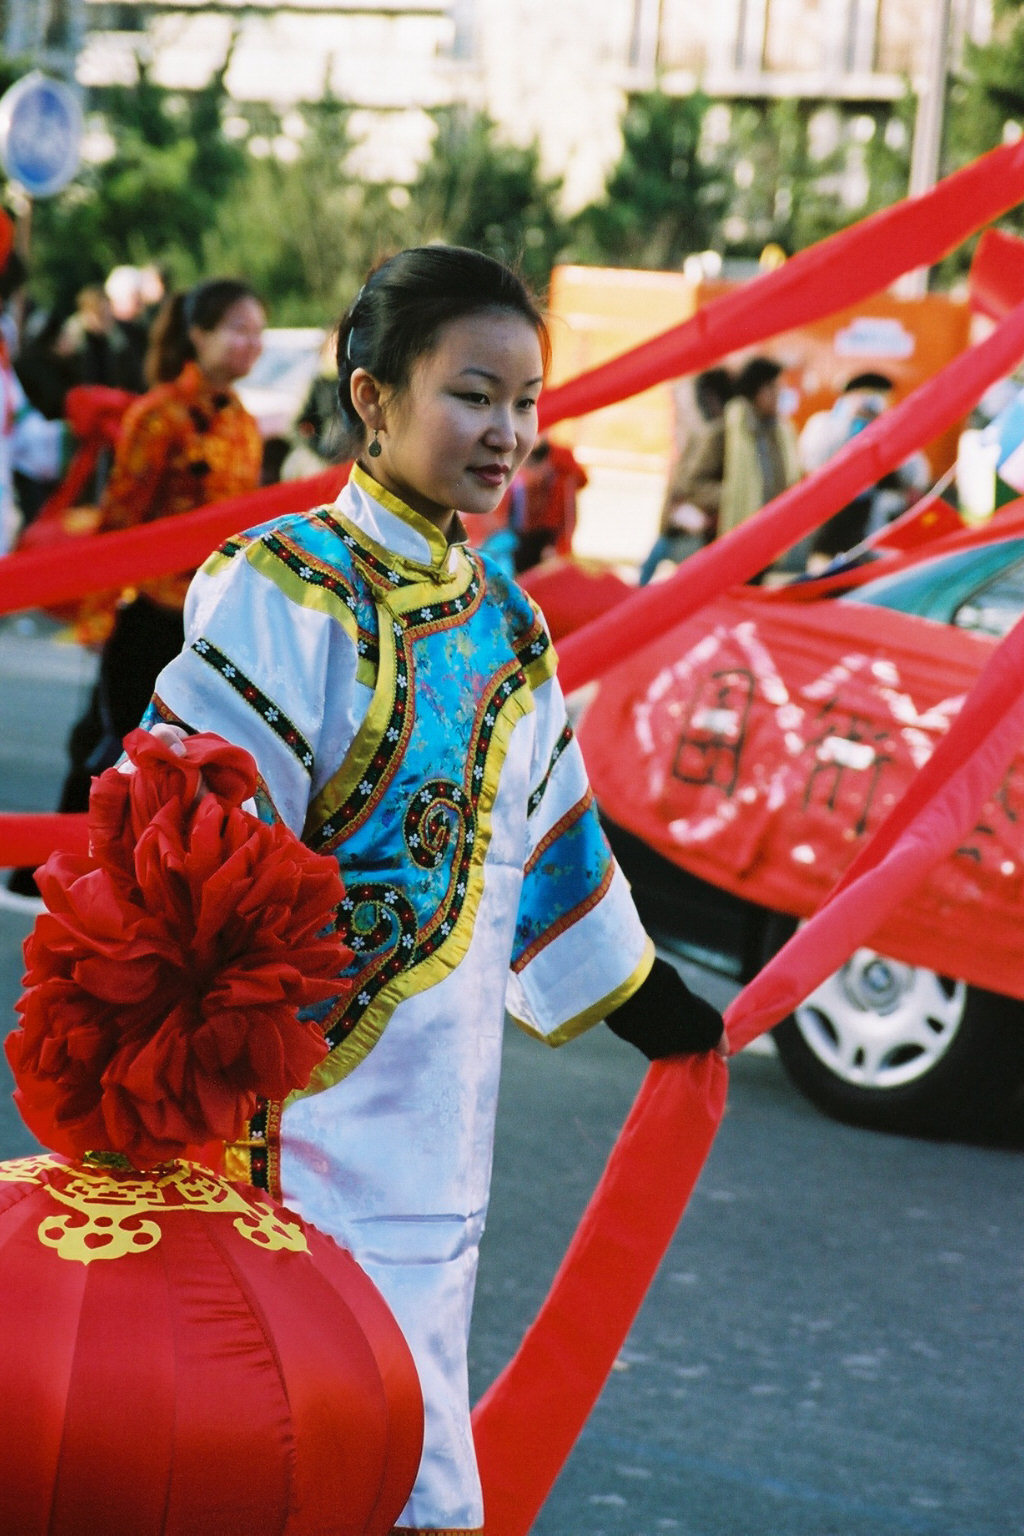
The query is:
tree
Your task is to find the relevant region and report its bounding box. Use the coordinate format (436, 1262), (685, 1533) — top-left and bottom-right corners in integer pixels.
(948, 0), (1024, 168)
(404, 108), (569, 292)
(24, 53), (248, 312)
(201, 93), (409, 324)
(709, 98), (856, 261)
(572, 90), (728, 269)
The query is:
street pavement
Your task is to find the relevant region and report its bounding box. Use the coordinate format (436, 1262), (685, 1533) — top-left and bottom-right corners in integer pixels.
(1, 616), (1023, 1535)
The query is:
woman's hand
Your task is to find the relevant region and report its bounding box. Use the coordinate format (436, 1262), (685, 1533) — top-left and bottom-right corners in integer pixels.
(148, 723), (190, 756)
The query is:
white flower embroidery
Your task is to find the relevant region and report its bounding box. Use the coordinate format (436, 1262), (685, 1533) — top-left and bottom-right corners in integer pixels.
(222, 665), (236, 678)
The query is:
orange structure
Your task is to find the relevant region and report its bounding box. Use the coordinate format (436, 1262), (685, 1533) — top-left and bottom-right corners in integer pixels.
(546, 263), (973, 482)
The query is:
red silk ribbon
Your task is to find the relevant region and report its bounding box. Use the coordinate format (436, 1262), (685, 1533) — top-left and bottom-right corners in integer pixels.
(968, 228), (1024, 320)
(556, 287), (1024, 693)
(539, 136), (1024, 429)
(0, 465), (349, 618)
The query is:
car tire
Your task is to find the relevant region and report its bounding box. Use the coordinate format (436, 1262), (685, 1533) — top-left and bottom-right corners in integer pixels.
(764, 917), (1024, 1137)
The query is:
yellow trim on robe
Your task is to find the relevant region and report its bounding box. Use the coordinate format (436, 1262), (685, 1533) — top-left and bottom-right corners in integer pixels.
(509, 935), (656, 1047)
(349, 462), (470, 559)
(295, 677), (535, 1098)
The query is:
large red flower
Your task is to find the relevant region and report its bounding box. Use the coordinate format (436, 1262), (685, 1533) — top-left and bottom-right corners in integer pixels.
(6, 729), (352, 1168)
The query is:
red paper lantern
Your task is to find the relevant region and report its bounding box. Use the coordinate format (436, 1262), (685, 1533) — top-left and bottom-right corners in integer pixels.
(0, 733), (424, 1534)
(0, 1153), (423, 1536)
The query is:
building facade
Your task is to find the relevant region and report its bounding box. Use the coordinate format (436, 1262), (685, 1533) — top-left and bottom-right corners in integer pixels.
(3, 0), (997, 200)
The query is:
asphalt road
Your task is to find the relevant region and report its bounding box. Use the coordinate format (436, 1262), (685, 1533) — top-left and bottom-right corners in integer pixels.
(1, 615), (1022, 1536)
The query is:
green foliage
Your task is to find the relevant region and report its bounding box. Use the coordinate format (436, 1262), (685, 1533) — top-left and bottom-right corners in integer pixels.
(201, 94), (408, 324)
(942, 1), (1024, 275)
(403, 108), (569, 293)
(948, 0), (1024, 170)
(572, 90), (727, 268)
(21, 55), (248, 313)
(859, 94), (914, 217)
(711, 99), (856, 260)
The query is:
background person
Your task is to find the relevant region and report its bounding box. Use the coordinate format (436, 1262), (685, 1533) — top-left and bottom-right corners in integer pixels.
(6, 277), (264, 900)
(718, 354), (801, 538)
(638, 366), (732, 585)
(0, 218), (67, 551)
(506, 432), (588, 571)
(800, 371), (930, 565)
(138, 244), (726, 1536)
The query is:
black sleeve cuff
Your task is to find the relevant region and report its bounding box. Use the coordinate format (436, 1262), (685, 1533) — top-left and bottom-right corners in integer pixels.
(605, 956), (724, 1059)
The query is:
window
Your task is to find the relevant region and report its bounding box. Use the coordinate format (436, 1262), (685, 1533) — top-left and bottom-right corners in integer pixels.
(847, 539), (1024, 628)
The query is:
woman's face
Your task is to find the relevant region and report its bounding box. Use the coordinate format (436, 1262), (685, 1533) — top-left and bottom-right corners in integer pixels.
(357, 308), (544, 534)
(191, 296), (265, 388)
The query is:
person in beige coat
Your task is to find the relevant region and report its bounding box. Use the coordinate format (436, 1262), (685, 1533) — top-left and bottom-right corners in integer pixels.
(638, 367), (732, 585)
(717, 355), (801, 538)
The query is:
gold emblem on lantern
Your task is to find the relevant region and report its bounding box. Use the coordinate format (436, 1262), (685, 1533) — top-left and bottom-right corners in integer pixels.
(0, 1155), (309, 1264)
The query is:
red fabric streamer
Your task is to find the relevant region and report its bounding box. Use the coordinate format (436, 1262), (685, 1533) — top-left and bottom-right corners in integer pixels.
(556, 289), (1024, 694)
(472, 1053), (727, 1533)
(968, 228), (1024, 320)
(539, 137), (1024, 429)
(42, 386), (135, 520)
(470, 185), (1024, 1529)
(0, 463), (349, 617)
(0, 813), (89, 866)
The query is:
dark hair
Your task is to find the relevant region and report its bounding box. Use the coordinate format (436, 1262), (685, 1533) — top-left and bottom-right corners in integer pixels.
(334, 245), (550, 452)
(694, 367), (733, 417)
(145, 277), (261, 386)
(734, 356), (783, 401)
(842, 371), (894, 393)
(0, 248), (27, 303)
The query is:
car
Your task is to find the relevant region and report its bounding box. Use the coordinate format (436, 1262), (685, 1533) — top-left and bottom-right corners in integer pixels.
(576, 513), (1024, 1137)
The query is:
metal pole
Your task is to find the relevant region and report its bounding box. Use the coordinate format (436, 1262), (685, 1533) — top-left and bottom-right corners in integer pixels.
(900, 0), (954, 295)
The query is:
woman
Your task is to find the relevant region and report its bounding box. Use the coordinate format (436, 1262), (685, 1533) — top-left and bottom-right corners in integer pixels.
(64, 279), (264, 810)
(142, 246), (726, 1534)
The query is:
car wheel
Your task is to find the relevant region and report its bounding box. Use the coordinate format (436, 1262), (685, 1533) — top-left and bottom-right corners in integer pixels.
(765, 918), (1024, 1136)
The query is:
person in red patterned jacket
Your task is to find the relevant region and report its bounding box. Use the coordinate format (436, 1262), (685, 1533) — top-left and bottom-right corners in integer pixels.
(8, 279), (264, 898)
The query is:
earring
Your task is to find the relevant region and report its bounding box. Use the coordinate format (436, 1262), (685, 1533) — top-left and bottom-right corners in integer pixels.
(368, 428), (382, 459)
